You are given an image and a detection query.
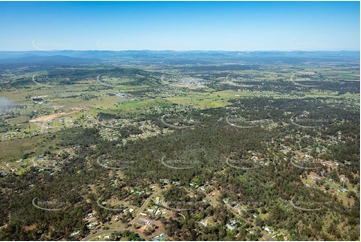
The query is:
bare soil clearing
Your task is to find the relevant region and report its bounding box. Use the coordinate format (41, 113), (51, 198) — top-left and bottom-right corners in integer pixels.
(29, 106), (89, 122)
(29, 112), (77, 122)
(299, 71), (316, 75)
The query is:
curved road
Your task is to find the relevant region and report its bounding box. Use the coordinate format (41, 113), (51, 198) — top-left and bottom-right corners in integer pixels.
(82, 189), (161, 241)
(130, 190), (161, 227)
(96, 74), (114, 88)
(82, 229), (128, 241)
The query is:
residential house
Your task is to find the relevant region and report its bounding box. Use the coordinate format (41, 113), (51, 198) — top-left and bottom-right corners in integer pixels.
(87, 222), (99, 228)
(200, 221), (208, 227)
(265, 227), (274, 234)
(70, 231), (80, 237)
(226, 224), (235, 231)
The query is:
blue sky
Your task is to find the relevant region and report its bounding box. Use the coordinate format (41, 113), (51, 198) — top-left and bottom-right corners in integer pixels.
(0, 1), (359, 51)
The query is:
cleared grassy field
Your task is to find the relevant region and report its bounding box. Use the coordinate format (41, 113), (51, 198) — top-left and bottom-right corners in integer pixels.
(117, 98), (172, 111)
(304, 91), (360, 100)
(0, 134), (58, 163)
(5, 116), (29, 125)
(115, 85), (149, 91)
(165, 90), (251, 108)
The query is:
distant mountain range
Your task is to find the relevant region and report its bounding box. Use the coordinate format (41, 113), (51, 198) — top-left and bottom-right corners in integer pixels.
(0, 55), (99, 64)
(0, 50), (358, 66)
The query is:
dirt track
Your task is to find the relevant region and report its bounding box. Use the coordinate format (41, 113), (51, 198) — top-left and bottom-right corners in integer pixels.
(29, 106), (89, 123)
(29, 112), (76, 123)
